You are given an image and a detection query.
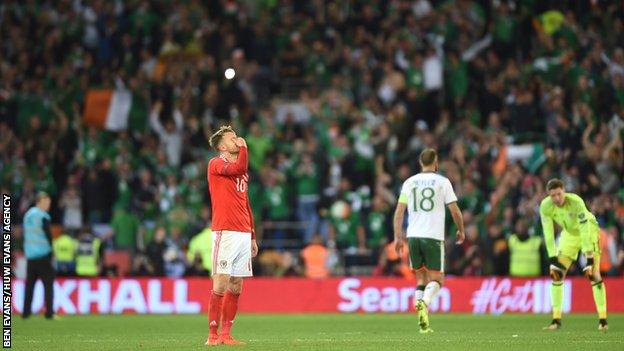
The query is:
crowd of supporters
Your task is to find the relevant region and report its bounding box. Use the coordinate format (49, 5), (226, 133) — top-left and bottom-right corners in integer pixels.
(1, 0), (623, 278)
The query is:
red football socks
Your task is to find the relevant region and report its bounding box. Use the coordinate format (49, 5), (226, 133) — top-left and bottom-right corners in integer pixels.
(220, 290), (240, 336)
(208, 291), (224, 336)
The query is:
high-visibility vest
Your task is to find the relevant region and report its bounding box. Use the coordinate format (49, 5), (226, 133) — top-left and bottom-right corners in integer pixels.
(76, 237), (101, 276)
(301, 244), (329, 279)
(53, 234), (78, 262)
(23, 207), (52, 259)
(187, 228), (213, 272)
(508, 234), (542, 277)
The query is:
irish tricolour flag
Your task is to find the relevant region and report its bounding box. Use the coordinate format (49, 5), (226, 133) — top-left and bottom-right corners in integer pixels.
(83, 86), (132, 131)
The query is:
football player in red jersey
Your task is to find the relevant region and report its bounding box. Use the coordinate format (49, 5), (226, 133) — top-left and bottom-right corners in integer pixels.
(205, 126), (258, 346)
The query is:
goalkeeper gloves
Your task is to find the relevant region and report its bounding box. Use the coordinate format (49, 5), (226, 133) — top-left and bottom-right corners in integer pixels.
(583, 257), (594, 279)
(549, 257), (566, 280)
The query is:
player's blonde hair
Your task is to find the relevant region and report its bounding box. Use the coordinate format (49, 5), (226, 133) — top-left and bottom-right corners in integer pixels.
(209, 125), (236, 151)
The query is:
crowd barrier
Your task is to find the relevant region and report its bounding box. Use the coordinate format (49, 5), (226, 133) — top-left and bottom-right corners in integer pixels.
(9, 276), (624, 315)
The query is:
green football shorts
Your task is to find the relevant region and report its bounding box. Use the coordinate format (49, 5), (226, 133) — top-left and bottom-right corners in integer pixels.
(408, 237), (445, 272)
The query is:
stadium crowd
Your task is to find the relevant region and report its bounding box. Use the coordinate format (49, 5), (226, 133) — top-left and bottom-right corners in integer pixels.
(1, 0), (623, 279)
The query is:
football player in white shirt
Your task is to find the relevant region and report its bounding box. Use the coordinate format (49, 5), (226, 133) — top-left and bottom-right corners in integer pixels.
(393, 148), (465, 333)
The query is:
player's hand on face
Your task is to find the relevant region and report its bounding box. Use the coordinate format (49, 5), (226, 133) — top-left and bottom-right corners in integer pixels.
(234, 137), (247, 148)
(251, 239), (258, 258)
(455, 230), (465, 244)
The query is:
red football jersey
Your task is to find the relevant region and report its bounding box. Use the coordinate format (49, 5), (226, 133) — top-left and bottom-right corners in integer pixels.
(207, 146), (255, 238)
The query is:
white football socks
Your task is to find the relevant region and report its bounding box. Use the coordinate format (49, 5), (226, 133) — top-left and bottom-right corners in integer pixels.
(422, 281), (441, 306)
(414, 285), (425, 301)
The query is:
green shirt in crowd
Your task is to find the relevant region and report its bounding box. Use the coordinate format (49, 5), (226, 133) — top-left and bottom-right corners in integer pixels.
(331, 212), (362, 248)
(111, 209), (140, 250)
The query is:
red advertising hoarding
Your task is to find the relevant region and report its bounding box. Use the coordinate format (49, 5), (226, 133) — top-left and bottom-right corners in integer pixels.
(10, 277), (624, 315)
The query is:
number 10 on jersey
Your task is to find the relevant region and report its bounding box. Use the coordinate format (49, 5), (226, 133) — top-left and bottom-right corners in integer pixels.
(413, 187), (435, 211)
(235, 176), (248, 192)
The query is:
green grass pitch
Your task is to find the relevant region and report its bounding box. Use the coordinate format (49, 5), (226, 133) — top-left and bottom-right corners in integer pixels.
(11, 313), (624, 350)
